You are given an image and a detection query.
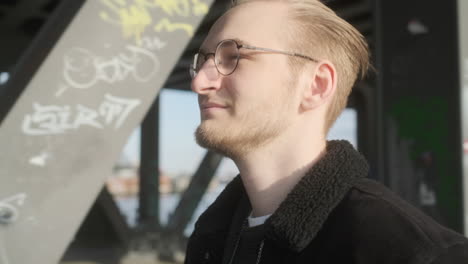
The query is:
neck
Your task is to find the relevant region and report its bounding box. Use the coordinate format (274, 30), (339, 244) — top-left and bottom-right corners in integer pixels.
(233, 128), (327, 217)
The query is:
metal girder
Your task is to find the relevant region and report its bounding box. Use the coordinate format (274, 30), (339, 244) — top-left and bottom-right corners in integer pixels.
(138, 97), (161, 232)
(335, 1), (370, 21)
(457, 0), (468, 235)
(353, 20), (373, 36)
(61, 187), (131, 264)
(374, 0), (463, 232)
(158, 151), (223, 261)
(164, 70), (192, 91)
(167, 151), (222, 233)
(0, 0), (215, 263)
(0, 0), (51, 29)
(0, 0), (59, 69)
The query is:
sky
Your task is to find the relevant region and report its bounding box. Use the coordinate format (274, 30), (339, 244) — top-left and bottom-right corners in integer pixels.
(120, 88), (357, 178)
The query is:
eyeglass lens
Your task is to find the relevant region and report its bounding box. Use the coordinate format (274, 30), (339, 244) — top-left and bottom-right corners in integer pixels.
(216, 40), (239, 75)
(191, 40), (240, 78)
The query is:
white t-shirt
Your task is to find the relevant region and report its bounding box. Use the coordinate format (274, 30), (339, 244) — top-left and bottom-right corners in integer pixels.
(247, 213), (272, 227)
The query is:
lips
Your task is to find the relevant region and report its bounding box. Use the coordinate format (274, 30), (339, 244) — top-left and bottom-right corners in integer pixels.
(200, 102), (227, 110)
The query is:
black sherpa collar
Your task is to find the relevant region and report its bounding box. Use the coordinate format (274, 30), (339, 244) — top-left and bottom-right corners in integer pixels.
(194, 140), (369, 253)
(263, 140), (369, 252)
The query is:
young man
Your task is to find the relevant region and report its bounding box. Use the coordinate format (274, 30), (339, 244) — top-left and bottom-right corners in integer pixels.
(185, 0), (468, 263)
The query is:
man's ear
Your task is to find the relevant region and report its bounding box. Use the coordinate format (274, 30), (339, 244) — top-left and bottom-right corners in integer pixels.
(300, 61), (337, 111)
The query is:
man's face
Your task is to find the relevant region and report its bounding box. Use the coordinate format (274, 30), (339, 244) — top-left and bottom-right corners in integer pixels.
(192, 2), (300, 158)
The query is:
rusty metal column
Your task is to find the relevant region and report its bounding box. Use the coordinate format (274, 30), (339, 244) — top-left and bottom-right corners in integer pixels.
(138, 96), (161, 232)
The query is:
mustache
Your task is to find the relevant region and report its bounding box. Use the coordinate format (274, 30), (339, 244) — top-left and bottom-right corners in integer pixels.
(198, 96), (231, 107)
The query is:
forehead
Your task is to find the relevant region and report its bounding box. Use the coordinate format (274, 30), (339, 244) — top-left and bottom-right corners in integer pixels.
(201, 2), (291, 51)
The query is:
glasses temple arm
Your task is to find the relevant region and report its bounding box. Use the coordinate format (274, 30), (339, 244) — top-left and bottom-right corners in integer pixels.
(240, 45), (318, 62)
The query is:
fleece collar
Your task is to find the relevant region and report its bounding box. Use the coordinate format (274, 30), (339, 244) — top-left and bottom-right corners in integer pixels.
(195, 140), (369, 253)
(263, 140), (369, 252)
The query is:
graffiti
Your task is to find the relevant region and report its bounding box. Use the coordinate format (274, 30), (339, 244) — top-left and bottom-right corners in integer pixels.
(99, 94), (141, 129)
(140, 36), (167, 50)
(0, 193), (24, 262)
(99, 0), (209, 42)
(0, 193), (27, 225)
(29, 152), (52, 167)
(54, 83), (69, 98)
(154, 17), (194, 36)
(63, 45), (160, 90)
(22, 94), (141, 136)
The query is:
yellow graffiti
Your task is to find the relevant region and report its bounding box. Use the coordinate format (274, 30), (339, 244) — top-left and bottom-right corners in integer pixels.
(154, 18), (194, 36)
(191, 0), (209, 16)
(153, 0), (191, 17)
(100, 7), (152, 43)
(99, 0), (209, 43)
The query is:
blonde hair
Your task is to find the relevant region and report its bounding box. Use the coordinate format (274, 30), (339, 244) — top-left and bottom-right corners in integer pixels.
(231, 0), (370, 132)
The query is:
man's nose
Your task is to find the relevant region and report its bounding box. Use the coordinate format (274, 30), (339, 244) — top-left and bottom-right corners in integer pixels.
(191, 59), (221, 94)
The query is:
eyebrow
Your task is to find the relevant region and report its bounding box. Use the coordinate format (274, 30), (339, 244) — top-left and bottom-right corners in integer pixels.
(231, 37), (251, 46)
(198, 38), (253, 54)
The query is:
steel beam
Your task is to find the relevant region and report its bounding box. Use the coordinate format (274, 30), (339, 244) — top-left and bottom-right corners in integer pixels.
(374, 0), (463, 232)
(159, 151), (222, 261)
(138, 96), (161, 232)
(457, 0), (468, 235)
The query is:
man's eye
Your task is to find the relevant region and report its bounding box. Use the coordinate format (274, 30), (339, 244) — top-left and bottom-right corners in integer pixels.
(238, 54), (252, 60)
(218, 56), (237, 65)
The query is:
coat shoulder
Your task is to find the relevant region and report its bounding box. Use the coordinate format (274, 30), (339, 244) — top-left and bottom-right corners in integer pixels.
(184, 176), (245, 264)
(191, 176), (244, 235)
(340, 178), (468, 264)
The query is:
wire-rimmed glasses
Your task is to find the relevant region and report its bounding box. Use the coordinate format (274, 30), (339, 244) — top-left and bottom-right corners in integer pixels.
(189, 39), (318, 78)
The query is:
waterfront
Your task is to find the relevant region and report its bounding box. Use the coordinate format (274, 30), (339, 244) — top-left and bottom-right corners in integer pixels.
(113, 185), (225, 236)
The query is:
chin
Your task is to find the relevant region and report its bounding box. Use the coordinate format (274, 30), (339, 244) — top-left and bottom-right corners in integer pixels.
(195, 120), (278, 160)
(195, 123), (241, 158)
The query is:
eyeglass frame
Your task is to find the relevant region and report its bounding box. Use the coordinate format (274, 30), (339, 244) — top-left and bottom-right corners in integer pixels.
(190, 38), (319, 78)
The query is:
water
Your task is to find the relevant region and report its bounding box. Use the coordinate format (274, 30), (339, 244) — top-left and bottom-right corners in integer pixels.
(115, 186), (224, 237)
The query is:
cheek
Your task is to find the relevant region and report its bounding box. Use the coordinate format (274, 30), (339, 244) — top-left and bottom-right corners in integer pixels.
(227, 57), (294, 112)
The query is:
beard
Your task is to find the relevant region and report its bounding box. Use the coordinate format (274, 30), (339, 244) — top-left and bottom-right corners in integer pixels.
(195, 105), (291, 159)
(195, 70), (298, 159)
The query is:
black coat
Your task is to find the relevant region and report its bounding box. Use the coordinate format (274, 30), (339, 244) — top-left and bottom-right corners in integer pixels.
(185, 141), (468, 264)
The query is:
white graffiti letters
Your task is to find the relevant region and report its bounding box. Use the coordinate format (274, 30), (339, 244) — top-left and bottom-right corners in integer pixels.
(74, 104), (103, 129)
(140, 36), (167, 50)
(0, 193), (27, 225)
(99, 94), (141, 129)
(63, 45), (160, 90)
(22, 94), (141, 136)
(22, 104), (73, 135)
